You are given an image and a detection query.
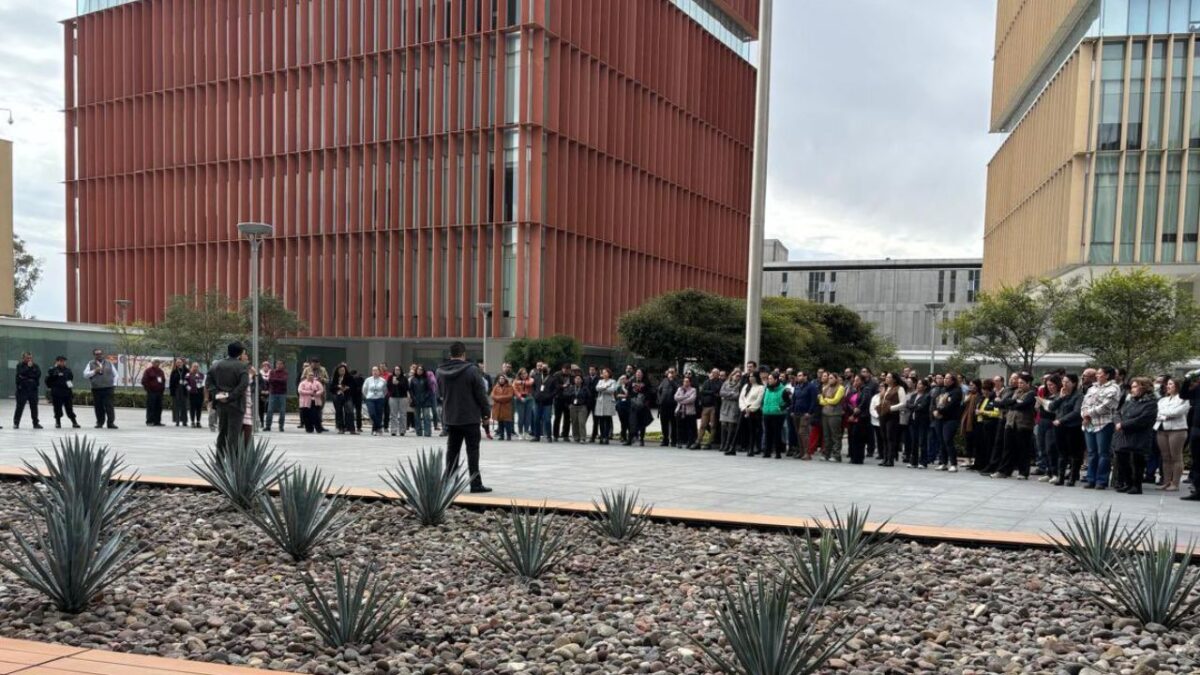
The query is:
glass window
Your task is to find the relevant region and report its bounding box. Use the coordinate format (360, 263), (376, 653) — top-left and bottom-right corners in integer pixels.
(1170, 42), (1187, 147)
(1149, 41), (1167, 148)
(1119, 155), (1140, 261)
(1163, 151), (1183, 260)
(1150, 0), (1170, 31)
(504, 32), (521, 124)
(1090, 154), (1120, 263)
(937, 270), (945, 303)
(1141, 152), (1162, 261)
(1129, 0), (1151, 33)
(1192, 42), (1200, 148)
(1104, 0), (1129, 34)
(1129, 42), (1146, 150)
(1184, 156), (1200, 259)
(502, 129), (518, 221)
(1099, 43), (1125, 151)
(949, 270), (957, 303)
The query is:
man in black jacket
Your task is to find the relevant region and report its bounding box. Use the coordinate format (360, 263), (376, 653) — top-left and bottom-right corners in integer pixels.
(586, 365), (600, 443)
(14, 352), (43, 429)
(169, 358), (188, 426)
(45, 356), (80, 429)
(657, 368), (679, 447)
(532, 362), (558, 442)
(857, 367), (879, 458)
(553, 363), (574, 441)
(1178, 371), (1200, 500)
(206, 342), (250, 454)
(437, 342), (492, 493)
(698, 369), (724, 450)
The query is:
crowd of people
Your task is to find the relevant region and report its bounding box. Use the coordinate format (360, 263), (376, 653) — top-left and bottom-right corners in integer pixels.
(5, 348), (1199, 502)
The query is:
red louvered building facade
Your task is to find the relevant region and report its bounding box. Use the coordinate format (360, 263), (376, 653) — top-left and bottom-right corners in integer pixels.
(65, 0), (757, 359)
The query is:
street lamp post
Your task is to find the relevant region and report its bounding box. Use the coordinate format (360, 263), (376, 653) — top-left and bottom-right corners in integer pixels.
(925, 301), (945, 377)
(238, 222), (274, 434)
(742, 0), (774, 366)
(477, 302), (493, 373)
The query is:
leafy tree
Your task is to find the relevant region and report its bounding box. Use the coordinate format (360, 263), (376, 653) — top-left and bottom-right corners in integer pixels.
(1056, 269), (1200, 375)
(146, 289), (242, 366)
(240, 292), (308, 363)
(504, 335), (583, 370)
(107, 320), (153, 385)
(945, 278), (1074, 373)
(13, 235), (43, 317)
(617, 289), (743, 369)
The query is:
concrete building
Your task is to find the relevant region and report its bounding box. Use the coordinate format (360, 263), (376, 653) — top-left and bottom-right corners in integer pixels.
(63, 0), (758, 364)
(0, 139), (13, 317)
(985, 0), (1200, 293)
(761, 245), (982, 364)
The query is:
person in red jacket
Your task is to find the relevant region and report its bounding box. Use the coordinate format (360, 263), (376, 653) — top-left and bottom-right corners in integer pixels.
(142, 359), (167, 427)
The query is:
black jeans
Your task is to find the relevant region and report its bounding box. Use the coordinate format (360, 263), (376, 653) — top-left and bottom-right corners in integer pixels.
(763, 414), (786, 457)
(172, 392), (188, 423)
(882, 415), (901, 463)
(660, 405), (677, 445)
(906, 419), (928, 465)
(14, 392), (39, 426)
(92, 387), (116, 427)
(1001, 426), (1033, 477)
(1057, 425), (1084, 483)
(973, 420), (996, 470)
(214, 401), (244, 454)
(554, 400), (571, 439)
(188, 393), (204, 424)
(146, 391), (163, 425)
(445, 423), (484, 489)
(740, 412), (762, 454)
(848, 420), (869, 464)
(596, 415), (613, 441)
(334, 395), (355, 431)
(51, 393), (77, 424)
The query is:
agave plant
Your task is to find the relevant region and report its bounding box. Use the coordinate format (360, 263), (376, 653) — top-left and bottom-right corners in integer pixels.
(776, 506), (893, 606)
(1048, 508), (1150, 576)
(696, 573), (854, 675)
(0, 438), (148, 613)
(241, 467), (356, 561)
(587, 487), (653, 542)
(191, 436), (292, 511)
(292, 560), (409, 647)
(477, 504), (574, 580)
(378, 449), (471, 526)
(1084, 533), (1200, 629)
(19, 436), (143, 532)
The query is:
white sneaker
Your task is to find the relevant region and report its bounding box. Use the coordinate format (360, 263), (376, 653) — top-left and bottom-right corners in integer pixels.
(935, 465), (947, 472)
(948, 466), (958, 473)
(1038, 476), (1051, 482)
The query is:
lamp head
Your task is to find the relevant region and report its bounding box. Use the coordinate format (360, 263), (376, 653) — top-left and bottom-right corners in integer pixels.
(237, 222), (274, 238)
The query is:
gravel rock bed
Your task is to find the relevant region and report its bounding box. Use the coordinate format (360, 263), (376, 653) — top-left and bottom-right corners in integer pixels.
(0, 485), (1197, 675)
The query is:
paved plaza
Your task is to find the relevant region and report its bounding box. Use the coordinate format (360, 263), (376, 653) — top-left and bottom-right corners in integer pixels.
(1, 409), (1196, 543)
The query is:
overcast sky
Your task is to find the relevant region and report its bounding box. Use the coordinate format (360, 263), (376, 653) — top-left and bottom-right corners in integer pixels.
(0, 0), (1002, 321)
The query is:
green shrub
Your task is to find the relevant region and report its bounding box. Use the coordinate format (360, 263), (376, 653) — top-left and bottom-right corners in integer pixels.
(776, 506), (894, 606)
(1049, 508), (1150, 576)
(292, 560), (408, 647)
(1084, 533), (1200, 629)
(0, 437), (148, 613)
(378, 449), (470, 527)
(477, 504), (574, 580)
(697, 573), (853, 675)
(191, 436), (292, 511)
(587, 487), (652, 542)
(242, 467), (356, 561)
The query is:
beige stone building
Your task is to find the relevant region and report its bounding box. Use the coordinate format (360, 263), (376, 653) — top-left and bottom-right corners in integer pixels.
(986, 0), (1200, 293)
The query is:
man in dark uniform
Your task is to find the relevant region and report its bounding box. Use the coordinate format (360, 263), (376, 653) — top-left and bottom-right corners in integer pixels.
(206, 342), (250, 454)
(437, 342), (492, 493)
(14, 352), (43, 429)
(45, 356), (81, 429)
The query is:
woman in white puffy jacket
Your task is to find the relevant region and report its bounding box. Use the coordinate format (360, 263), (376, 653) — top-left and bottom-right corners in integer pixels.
(1155, 377), (1190, 491)
(733, 371), (766, 457)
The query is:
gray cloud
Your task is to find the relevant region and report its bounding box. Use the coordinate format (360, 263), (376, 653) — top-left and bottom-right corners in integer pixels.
(0, 0), (1001, 320)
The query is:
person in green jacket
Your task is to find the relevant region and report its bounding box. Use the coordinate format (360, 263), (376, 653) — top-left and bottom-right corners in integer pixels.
(761, 372), (792, 459)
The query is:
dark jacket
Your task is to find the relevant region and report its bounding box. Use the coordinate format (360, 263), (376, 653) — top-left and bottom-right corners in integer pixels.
(533, 370), (560, 405)
(169, 368), (185, 396)
(348, 372), (365, 403)
(856, 379), (879, 417)
(934, 385), (963, 422)
(45, 365), (75, 398)
(699, 377), (724, 409)
(1050, 390), (1084, 428)
(554, 371), (575, 404)
(565, 383), (593, 407)
(436, 359), (491, 426)
(1114, 394), (1158, 452)
(15, 362), (41, 397)
(657, 377), (679, 409)
(410, 375), (435, 408)
(906, 391), (931, 424)
(790, 380), (819, 415)
(386, 373), (410, 398)
(268, 368), (290, 395)
(331, 372), (355, 400)
(142, 366), (166, 394)
(205, 357), (249, 408)
(1006, 388), (1037, 430)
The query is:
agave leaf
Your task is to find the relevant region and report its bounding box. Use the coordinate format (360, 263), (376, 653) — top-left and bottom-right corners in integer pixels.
(291, 560), (408, 647)
(1084, 533), (1200, 629)
(477, 503), (574, 580)
(587, 487), (653, 542)
(191, 436), (292, 511)
(696, 573), (855, 675)
(1048, 508), (1150, 576)
(378, 448), (471, 527)
(241, 467), (357, 561)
